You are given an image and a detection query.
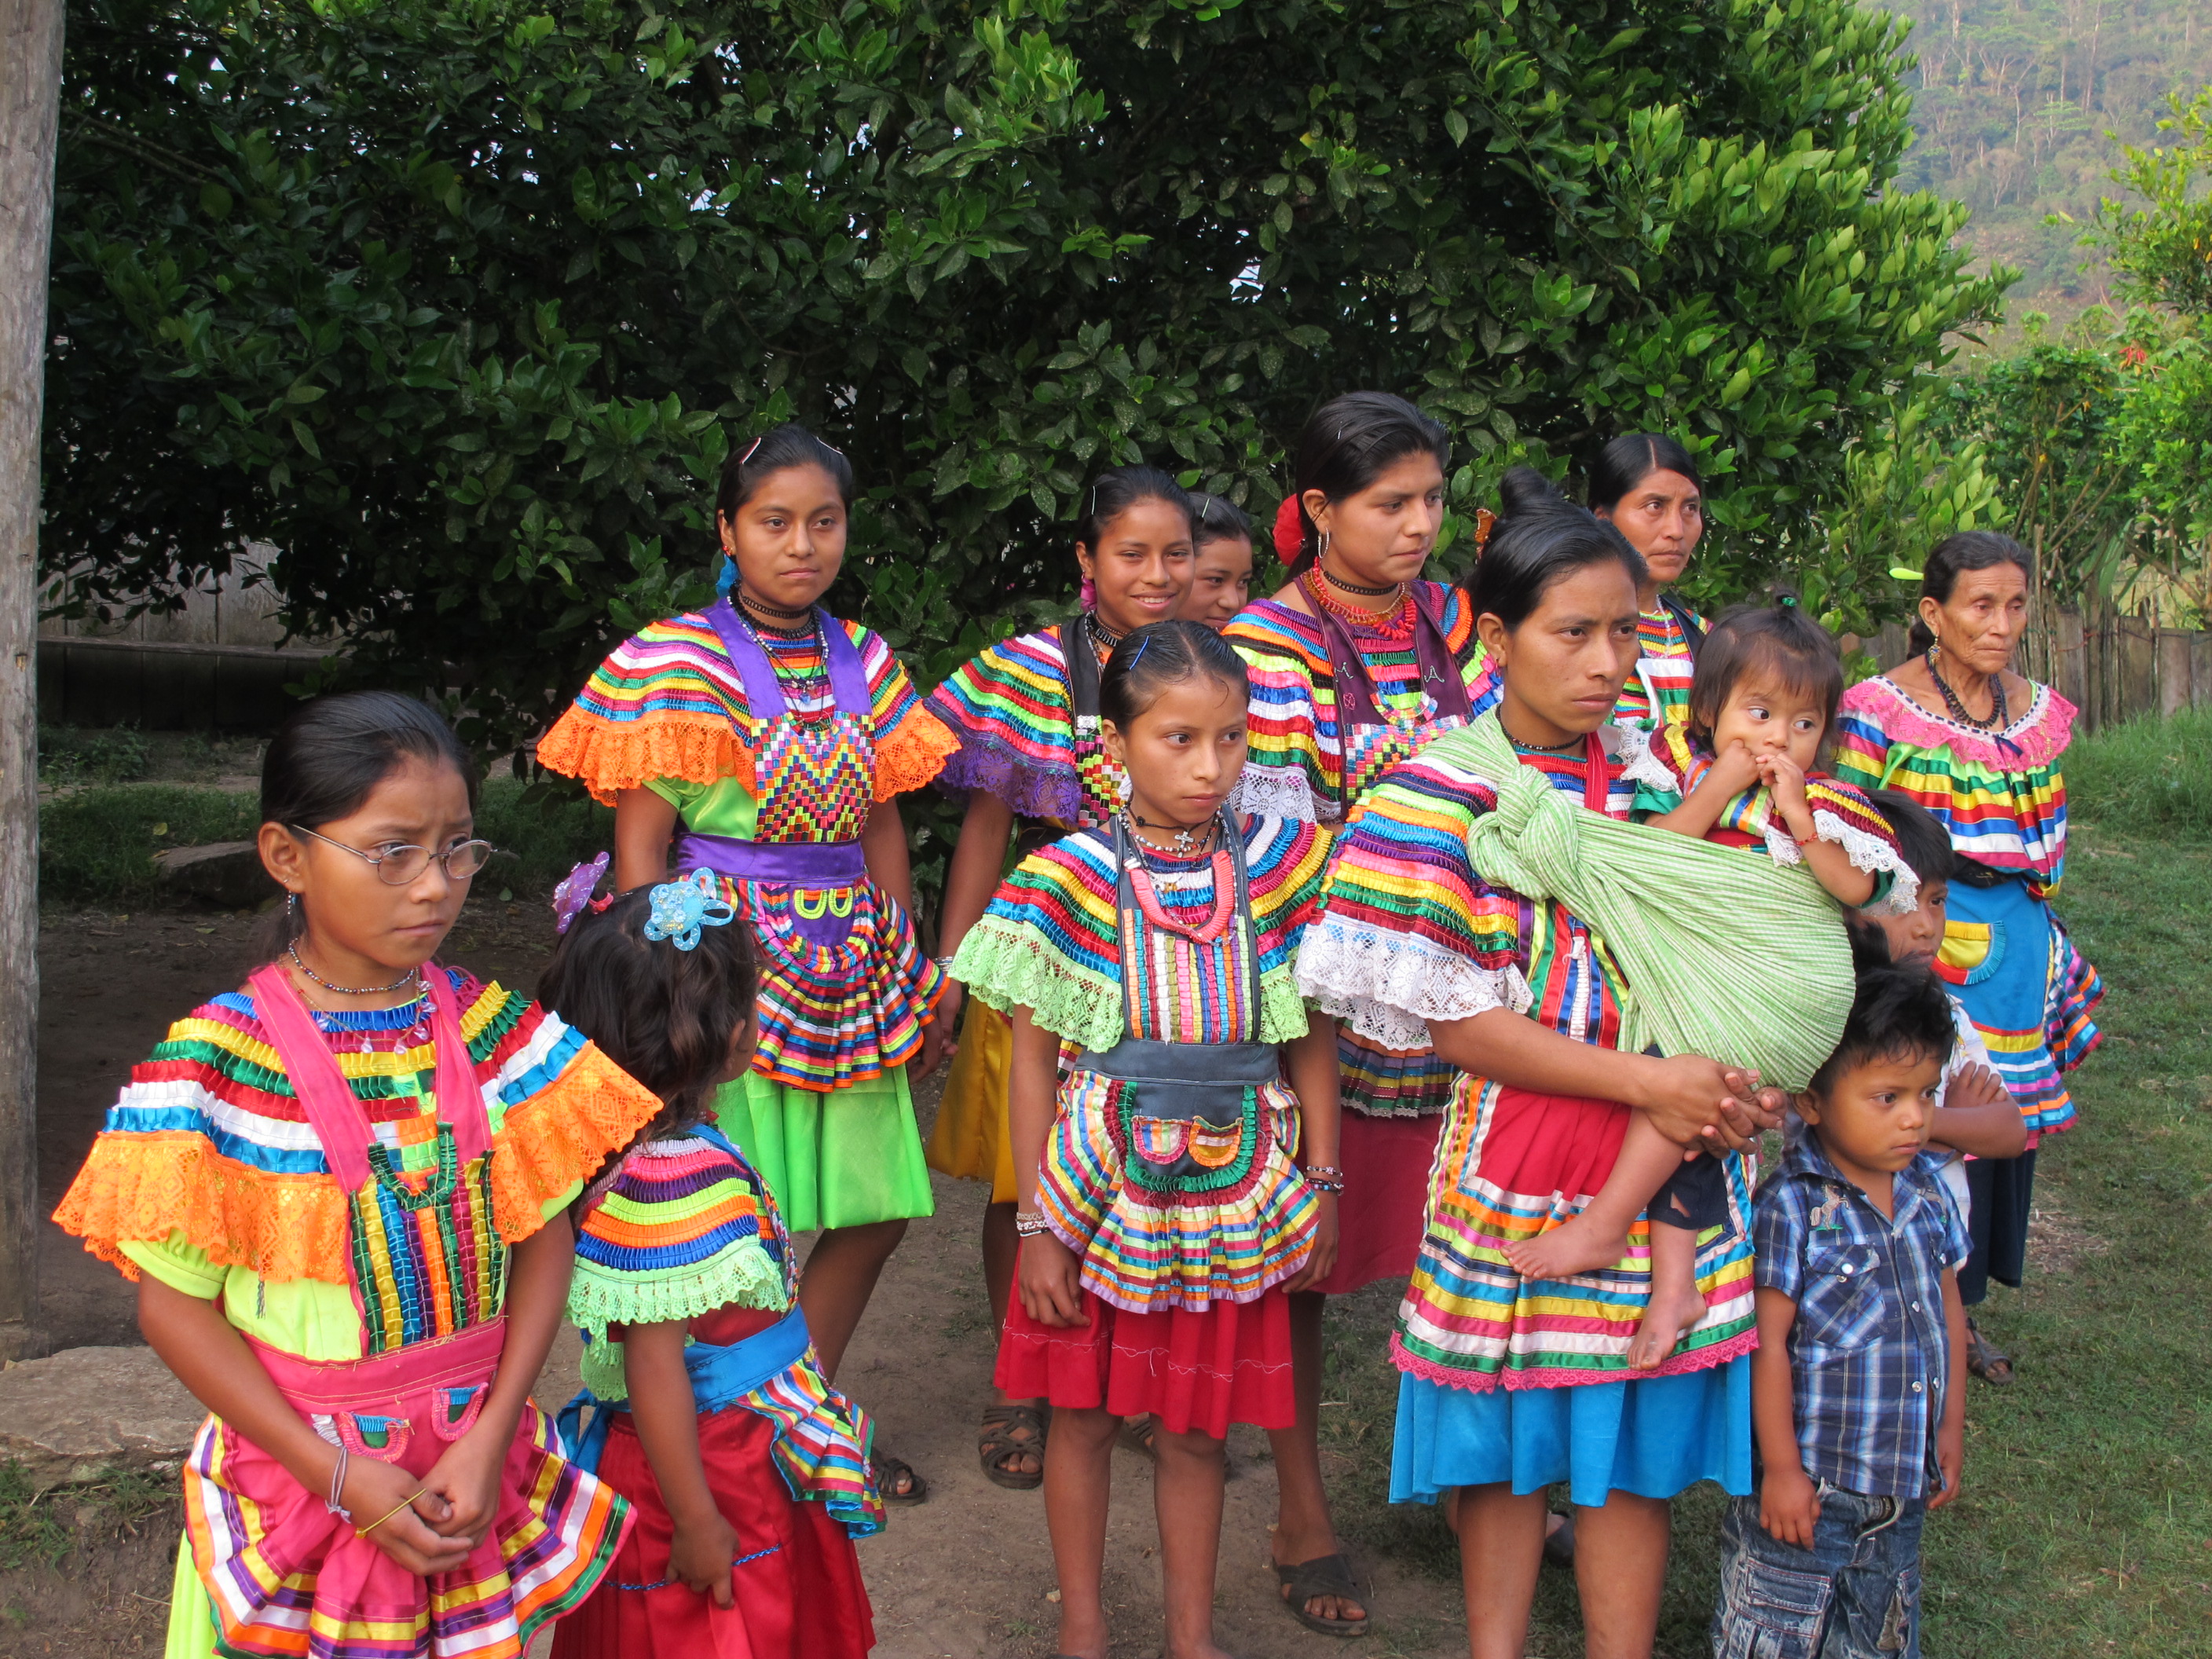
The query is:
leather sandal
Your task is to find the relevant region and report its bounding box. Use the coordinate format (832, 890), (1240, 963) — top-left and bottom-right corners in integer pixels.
(979, 1402), (1048, 1490)
(1273, 1551), (1371, 1637)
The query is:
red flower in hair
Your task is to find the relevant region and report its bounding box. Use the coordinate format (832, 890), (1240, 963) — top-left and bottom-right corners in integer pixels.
(1273, 495), (1304, 559)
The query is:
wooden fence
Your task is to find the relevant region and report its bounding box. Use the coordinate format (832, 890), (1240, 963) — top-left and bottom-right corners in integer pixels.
(1866, 603), (2212, 733)
(37, 551), (335, 731)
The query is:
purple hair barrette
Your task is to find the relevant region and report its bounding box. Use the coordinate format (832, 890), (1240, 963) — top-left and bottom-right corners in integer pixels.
(551, 851), (612, 935)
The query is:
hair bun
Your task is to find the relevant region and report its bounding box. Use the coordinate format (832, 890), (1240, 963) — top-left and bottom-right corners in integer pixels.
(1273, 495), (1303, 559)
(1495, 464), (1567, 521)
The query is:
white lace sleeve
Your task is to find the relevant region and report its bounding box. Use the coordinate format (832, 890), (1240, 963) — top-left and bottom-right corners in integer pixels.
(1613, 721), (1681, 797)
(1295, 916), (1528, 1049)
(1764, 810), (1921, 916)
(1232, 763), (1330, 823)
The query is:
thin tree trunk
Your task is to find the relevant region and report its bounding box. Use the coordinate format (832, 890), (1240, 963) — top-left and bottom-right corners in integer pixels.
(0, 0), (65, 1353)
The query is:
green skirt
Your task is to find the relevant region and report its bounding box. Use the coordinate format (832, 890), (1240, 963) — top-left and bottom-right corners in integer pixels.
(713, 1067), (936, 1232)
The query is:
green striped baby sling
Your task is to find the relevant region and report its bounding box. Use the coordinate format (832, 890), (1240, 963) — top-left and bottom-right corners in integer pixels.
(1447, 712), (1853, 1090)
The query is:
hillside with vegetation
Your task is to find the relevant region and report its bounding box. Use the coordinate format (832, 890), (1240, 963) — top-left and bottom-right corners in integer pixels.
(1889, 0), (2212, 324)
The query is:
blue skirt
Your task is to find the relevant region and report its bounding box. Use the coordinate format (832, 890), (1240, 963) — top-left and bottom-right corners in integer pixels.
(1943, 877), (2102, 1137)
(1390, 1357), (1752, 1510)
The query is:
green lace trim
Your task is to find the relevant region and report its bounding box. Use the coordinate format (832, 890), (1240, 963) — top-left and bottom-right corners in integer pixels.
(566, 1238), (788, 1341)
(951, 914), (1311, 1048)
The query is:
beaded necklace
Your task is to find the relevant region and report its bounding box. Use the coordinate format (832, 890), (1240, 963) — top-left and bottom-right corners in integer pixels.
(1925, 645), (2009, 731)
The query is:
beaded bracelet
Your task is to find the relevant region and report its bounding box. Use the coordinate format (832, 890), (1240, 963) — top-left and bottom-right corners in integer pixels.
(1013, 1210), (1051, 1238)
(1303, 1164), (1347, 1194)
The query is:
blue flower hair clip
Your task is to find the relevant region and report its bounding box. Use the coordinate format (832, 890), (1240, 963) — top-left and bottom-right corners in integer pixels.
(643, 869), (736, 951)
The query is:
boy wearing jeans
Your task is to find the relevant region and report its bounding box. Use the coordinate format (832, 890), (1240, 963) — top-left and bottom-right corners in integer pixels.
(1712, 959), (1971, 1659)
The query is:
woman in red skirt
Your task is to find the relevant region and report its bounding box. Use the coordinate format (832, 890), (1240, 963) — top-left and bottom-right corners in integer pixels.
(949, 620), (1342, 1659)
(542, 874), (881, 1659)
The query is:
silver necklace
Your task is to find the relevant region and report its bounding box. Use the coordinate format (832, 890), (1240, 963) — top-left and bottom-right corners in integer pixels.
(287, 943), (423, 998)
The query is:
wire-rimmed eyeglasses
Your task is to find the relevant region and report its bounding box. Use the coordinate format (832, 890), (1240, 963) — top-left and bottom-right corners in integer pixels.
(290, 825), (500, 885)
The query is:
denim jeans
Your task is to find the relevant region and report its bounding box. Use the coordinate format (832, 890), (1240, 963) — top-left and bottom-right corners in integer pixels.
(1710, 1483), (1927, 1658)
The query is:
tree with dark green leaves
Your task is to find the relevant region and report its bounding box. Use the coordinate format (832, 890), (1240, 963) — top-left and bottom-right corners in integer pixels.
(46, 0), (2005, 755)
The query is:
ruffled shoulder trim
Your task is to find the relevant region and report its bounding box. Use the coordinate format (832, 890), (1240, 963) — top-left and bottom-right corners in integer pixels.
(487, 1026), (665, 1243)
(569, 1135), (791, 1333)
(873, 705), (960, 800)
(928, 626), (1092, 819)
(951, 832), (1126, 1049)
(1224, 599), (1328, 669)
(1840, 676), (2075, 770)
(53, 1133), (351, 1284)
(538, 613), (756, 803)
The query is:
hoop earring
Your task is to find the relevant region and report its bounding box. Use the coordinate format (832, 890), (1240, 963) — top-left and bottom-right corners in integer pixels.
(1318, 530), (1332, 566)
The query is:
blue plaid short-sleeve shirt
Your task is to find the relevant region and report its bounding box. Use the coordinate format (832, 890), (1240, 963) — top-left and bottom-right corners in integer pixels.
(1752, 1133), (1971, 1499)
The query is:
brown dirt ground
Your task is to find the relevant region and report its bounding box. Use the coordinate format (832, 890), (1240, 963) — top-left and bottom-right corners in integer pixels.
(13, 903), (1465, 1659)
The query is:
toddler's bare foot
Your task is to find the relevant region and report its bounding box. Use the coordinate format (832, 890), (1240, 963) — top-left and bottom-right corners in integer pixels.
(1626, 1277), (1711, 1370)
(1503, 1213), (1632, 1283)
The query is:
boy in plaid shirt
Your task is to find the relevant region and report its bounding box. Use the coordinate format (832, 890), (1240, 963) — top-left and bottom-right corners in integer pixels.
(1712, 958), (1971, 1659)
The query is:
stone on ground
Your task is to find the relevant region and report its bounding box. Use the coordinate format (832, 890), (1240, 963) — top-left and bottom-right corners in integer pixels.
(0, 1346), (203, 1483)
(154, 840), (278, 909)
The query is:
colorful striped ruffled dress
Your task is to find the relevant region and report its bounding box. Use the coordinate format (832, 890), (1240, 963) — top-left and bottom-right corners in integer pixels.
(1833, 674), (2102, 1139)
(951, 815), (1331, 1436)
(539, 608), (958, 1232)
(551, 1131), (878, 1659)
(1297, 734), (1753, 1507)
(53, 969), (661, 1659)
(1622, 720), (1918, 917)
(1222, 580), (1497, 1295)
(1613, 599), (1707, 728)
(924, 620), (1127, 1203)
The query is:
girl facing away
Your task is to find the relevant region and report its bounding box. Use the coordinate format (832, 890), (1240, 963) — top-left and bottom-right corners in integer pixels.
(950, 621), (1342, 1659)
(537, 422), (958, 1503)
(927, 466), (1196, 1491)
(53, 692), (664, 1659)
(1504, 597), (1918, 1368)
(540, 876), (881, 1659)
(1179, 491), (1256, 629)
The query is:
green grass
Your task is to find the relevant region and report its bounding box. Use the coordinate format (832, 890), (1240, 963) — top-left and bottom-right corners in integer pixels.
(38, 785), (261, 906)
(37, 778), (612, 909)
(1317, 824), (2212, 1657)
(36, 724), (153, 787)
(2056, 711), (2212, 841)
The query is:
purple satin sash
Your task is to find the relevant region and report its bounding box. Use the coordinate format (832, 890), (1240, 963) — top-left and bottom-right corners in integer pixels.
(704, 599), (872, 721)
(672, 833), (867, 950)
(672, 833), (866, 885)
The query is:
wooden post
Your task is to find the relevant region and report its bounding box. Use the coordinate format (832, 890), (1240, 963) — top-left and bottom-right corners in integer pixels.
(0, 0), (65, 1354)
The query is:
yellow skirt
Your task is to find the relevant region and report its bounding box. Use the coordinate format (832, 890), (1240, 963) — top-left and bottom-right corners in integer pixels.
(925, 1001), (1018, 1203)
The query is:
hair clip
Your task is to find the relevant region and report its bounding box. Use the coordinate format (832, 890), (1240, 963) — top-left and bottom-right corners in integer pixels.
(740, 434), (766, 467)
(1474, 507), (1496, 554)
(1778, 592), (1800, 609)
(551, 852), (611, 935)
(1129, 635), (1152, 669)
(643, 869), (737, 951)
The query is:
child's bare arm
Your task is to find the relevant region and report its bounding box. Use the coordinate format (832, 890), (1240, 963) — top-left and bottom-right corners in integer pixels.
(627, 1319), (741, 1604)
(1752, 1285), (1821, 1548)
(1797, 837), (1879, 906)
(1931, 1268), (1967, 1511)
(1008, 1007), (1084, 1327)
(613, 789), (680, 892)
(1928, 1065), (2027, 1160)
(1278, 1018), (1342, 1294)
(138, 1276), (466, 1574)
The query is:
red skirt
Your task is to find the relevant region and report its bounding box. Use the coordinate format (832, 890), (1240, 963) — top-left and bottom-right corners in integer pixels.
(549, 1404), (873, 1659)
(1309, 1110), (1445, 1295)
(995, 1255), (1295, 1437)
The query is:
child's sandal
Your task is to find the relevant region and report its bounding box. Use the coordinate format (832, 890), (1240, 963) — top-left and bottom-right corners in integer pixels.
(978, 1403), (1048, 1490)
(1273, 1552), (1372, 1637)
(1964, 1317), (2014, 1386)
(870, 1450), (929, 1505)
